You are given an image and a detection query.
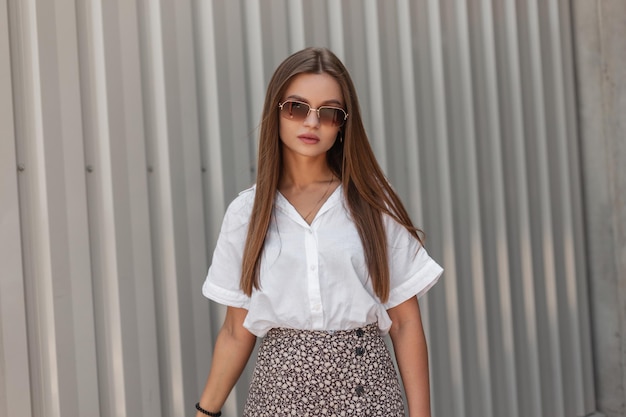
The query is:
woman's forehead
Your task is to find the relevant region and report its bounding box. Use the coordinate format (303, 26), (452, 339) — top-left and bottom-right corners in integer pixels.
(283, 73), (344, 104)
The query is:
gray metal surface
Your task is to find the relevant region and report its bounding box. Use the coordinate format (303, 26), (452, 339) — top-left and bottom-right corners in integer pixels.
(0, 0), (607, 416)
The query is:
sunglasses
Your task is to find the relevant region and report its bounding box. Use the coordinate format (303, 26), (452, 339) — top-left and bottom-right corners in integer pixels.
(278, 100), (348, 127)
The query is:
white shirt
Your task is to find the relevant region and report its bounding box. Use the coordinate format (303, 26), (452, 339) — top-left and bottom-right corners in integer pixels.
(203, 184), (443, 337)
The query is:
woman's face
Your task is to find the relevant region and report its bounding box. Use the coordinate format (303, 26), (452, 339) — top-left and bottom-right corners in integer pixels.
(278, 72), (344, 162)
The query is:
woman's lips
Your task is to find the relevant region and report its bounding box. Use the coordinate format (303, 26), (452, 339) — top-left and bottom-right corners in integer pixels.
(298, 134), (320, 144)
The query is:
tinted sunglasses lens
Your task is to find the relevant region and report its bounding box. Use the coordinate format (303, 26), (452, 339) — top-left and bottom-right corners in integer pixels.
(319, 107), (345, 127)
(281, 102), (310, 121)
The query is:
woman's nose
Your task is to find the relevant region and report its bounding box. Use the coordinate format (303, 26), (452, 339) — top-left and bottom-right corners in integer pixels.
(303, 109), (321, 127)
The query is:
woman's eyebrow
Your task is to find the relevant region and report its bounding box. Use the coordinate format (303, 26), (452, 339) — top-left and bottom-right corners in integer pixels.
(284, 95), (343, 106)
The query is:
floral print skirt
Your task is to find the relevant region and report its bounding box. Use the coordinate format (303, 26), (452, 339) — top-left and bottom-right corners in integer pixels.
(243, 323), (405, 417)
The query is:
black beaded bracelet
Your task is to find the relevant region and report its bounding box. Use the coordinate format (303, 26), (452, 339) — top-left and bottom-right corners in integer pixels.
(195, 402), (222, 416)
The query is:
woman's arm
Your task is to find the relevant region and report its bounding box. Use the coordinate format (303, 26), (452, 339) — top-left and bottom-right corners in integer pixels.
(196, 306), (257, 416)
(387, 297), (431, 417)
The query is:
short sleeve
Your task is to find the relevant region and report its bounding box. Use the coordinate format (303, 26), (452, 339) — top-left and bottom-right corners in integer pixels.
(202, 189), (255, 309)
(383, 216), (444, 309)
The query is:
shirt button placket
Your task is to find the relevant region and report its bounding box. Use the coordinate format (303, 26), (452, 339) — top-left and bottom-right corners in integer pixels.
(305, 227), (323, 327)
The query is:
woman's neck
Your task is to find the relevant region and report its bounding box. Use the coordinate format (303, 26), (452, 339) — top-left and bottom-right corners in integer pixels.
(280, 156), (334, 189)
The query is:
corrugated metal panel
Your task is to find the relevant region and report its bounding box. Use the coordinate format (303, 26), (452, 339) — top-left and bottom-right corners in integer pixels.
(0, 0), (596, 416)
(0, 1), (32, 417)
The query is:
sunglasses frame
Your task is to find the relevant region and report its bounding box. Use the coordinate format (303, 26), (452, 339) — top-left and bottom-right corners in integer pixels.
(278, 100), (348, 127)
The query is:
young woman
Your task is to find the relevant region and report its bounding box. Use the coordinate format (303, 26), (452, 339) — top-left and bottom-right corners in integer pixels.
(197, 47), (443, 417)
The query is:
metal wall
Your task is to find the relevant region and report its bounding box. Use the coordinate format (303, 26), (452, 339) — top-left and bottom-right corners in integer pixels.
(0, 1), (598, 416)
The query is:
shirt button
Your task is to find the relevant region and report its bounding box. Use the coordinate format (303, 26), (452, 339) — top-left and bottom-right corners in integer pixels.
(356, 329), (364, 338)
(355, 347), (365, 356)
(355, 385), (365, 396)
(310, 265), (316, 271)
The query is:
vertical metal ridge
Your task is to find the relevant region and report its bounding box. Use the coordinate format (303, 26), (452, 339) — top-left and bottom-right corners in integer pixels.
(478, 0), (520, 415)
(243, 0), (264, 160)
(46, 1), (100, 416)
(546, 1), (586, 413)
(112, 0), (163, 415)
(396, 0), (424, 226)
(191, 26), (231, 408)
(214, 1), (254, 191)
(0, 1), (32, 415)
(326, 0), (345, 59)
(287, 0), (305, 52)
(80, 1), (132, 416)
(395, 0), (432, 339)
(559, 0), (597, 410)
(137, 1), (185, 416)
(453, 1), (493, 415)
(13, 0), (62, 416)
(363, 0), (387, 169)
(426, 0), (466, 415)
(194, 0), (225, 245)
(525, 0), (565, 415)
(500, 0), (543, 414)
(161, 1), (214, 413)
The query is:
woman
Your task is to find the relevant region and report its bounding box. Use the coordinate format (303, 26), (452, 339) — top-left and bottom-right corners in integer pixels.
(196, 47), (443, 417)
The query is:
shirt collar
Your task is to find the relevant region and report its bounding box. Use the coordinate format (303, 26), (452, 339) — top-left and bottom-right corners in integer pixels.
(275, 184), (343, 228)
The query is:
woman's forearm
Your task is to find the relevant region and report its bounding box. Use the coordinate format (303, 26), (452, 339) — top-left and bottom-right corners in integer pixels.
(388, 298), (431, 417)
(196, 307), (257, 416)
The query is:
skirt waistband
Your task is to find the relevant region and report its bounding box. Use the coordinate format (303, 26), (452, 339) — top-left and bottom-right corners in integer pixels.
(265, 322), (379, 339)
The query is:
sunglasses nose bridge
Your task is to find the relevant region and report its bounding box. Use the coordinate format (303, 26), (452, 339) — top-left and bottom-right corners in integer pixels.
(303, 106), (321, 126)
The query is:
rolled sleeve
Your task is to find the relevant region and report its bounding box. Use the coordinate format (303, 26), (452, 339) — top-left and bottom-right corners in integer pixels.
(202, 279), (250, 309)
(385, 252), (443, 309)
(202, 189), (253, 308)
(383, 216), (444, 309)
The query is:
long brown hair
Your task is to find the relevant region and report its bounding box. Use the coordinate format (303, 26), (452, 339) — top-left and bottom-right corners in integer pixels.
(240, 47), (424, 303)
